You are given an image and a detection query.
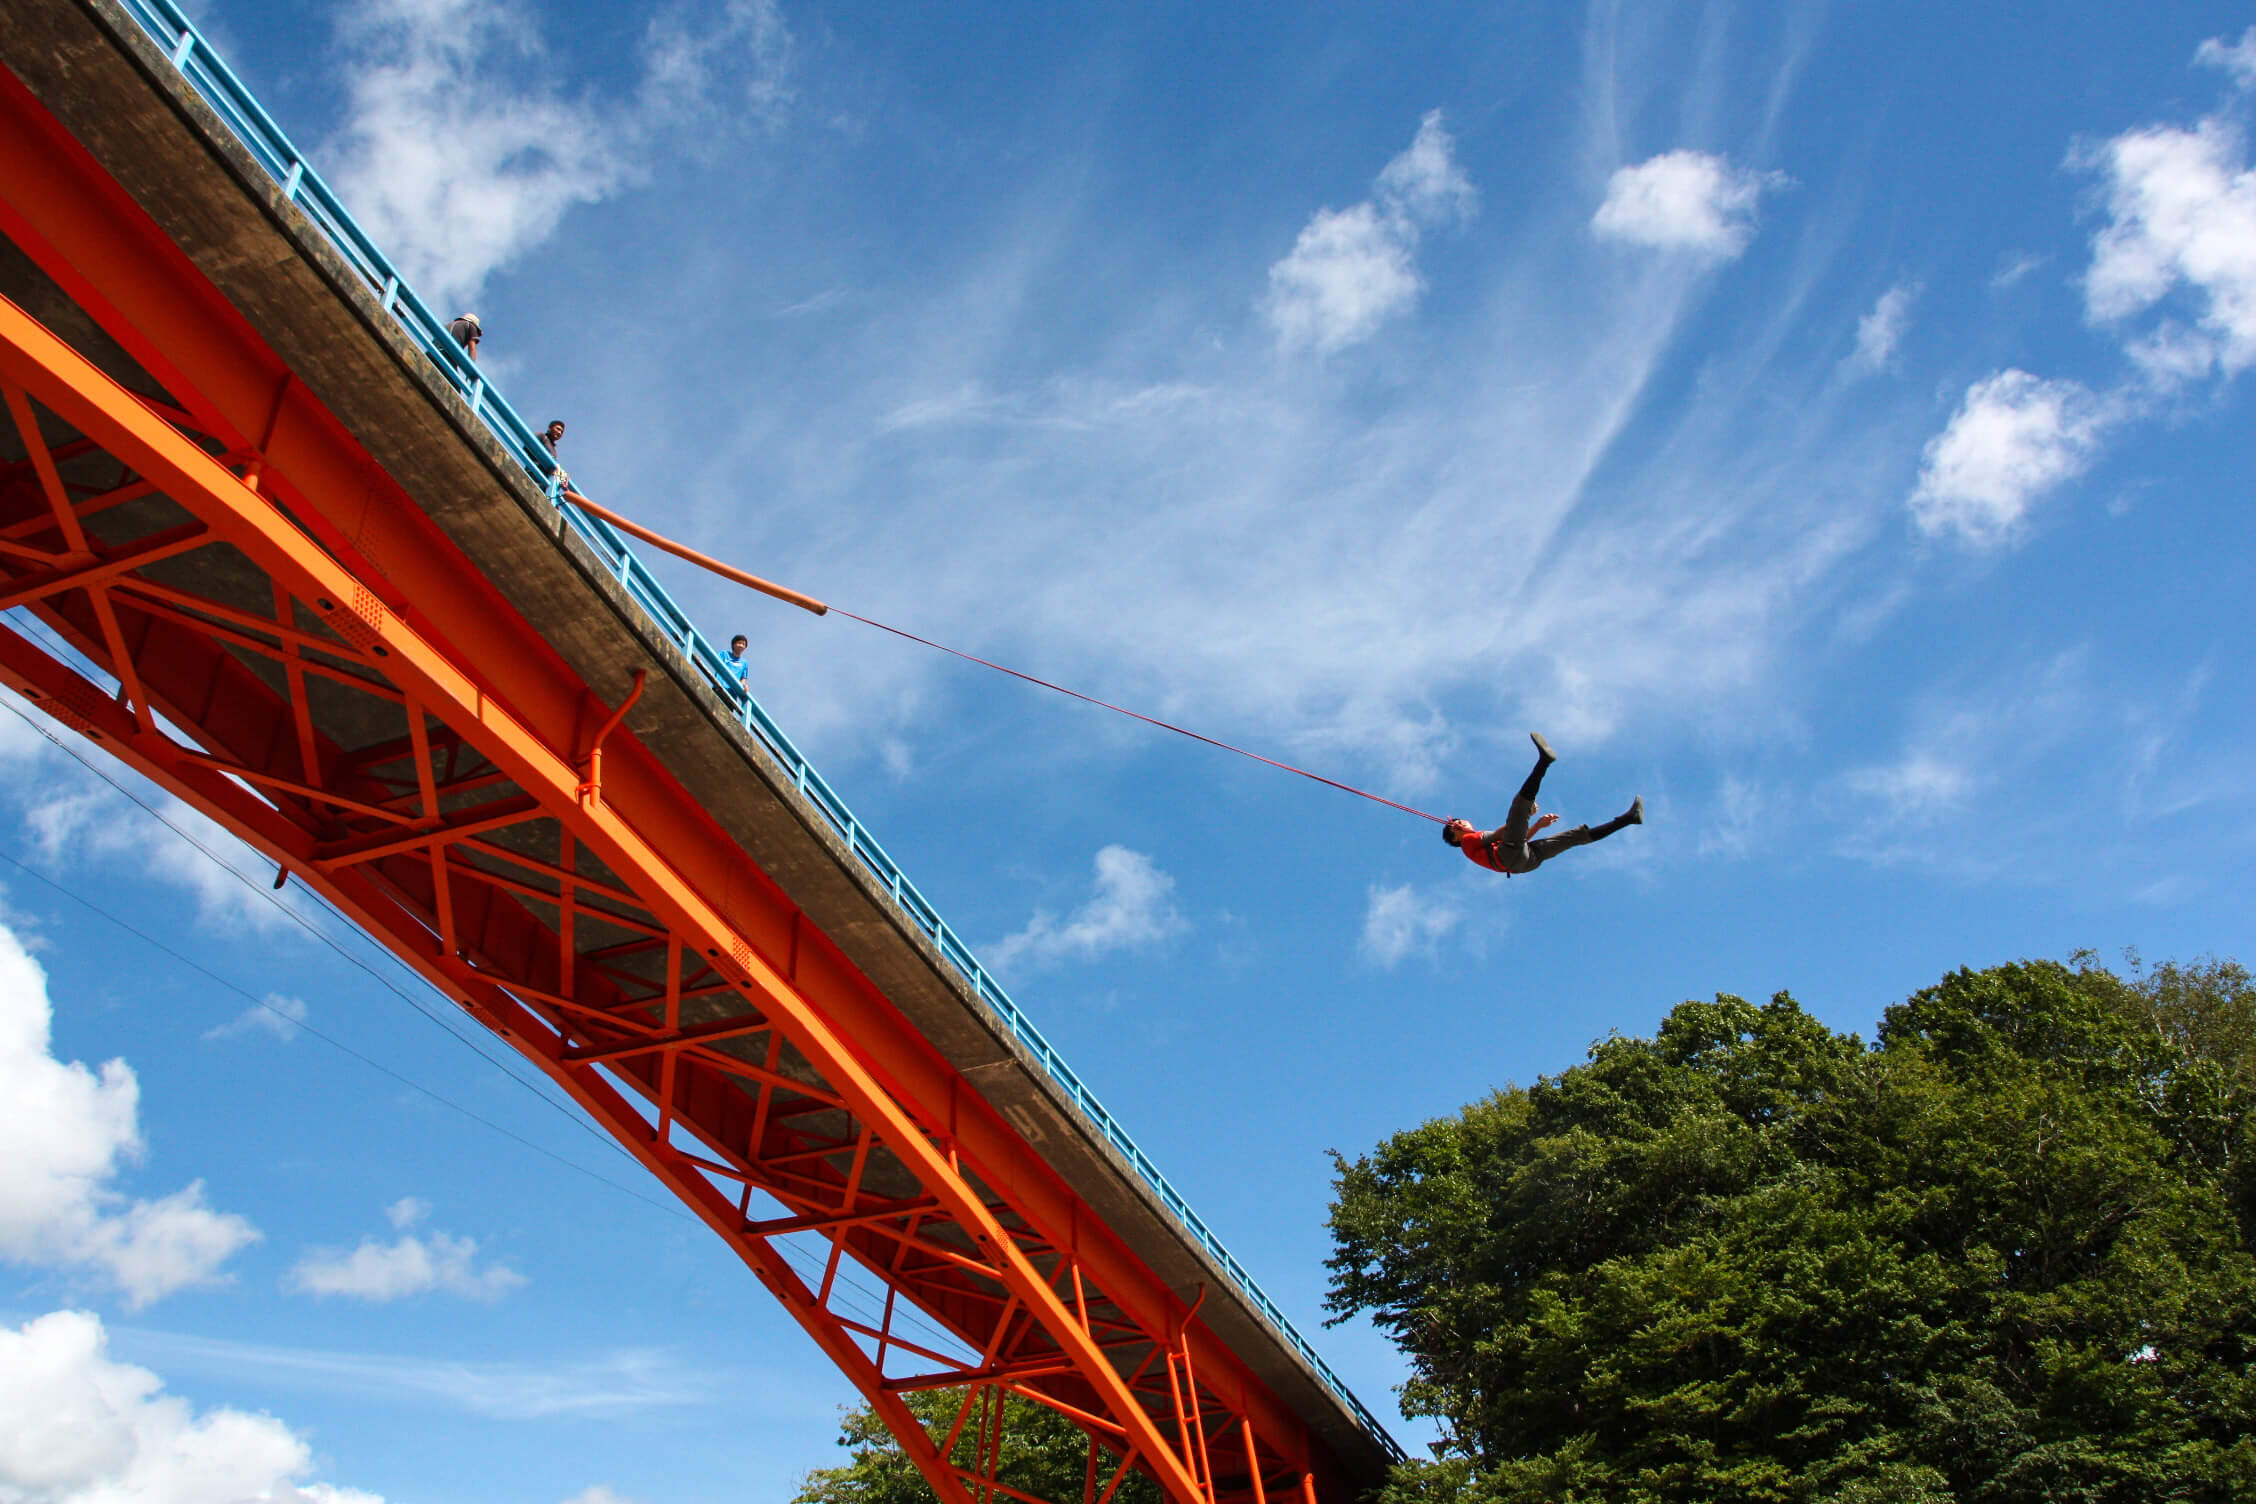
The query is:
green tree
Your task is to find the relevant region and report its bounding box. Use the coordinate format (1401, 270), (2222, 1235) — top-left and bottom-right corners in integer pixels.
(1326, 958), (2256, 1503)
(793, 1388), (1162, 1504)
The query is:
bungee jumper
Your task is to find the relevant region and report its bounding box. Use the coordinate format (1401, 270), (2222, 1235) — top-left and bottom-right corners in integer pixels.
(1444, 733), (1643, 877)
(551, 493), (1653, 859)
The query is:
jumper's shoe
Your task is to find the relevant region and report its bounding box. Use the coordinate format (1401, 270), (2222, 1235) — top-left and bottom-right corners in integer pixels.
(1622, 796), (1644, 825)
(1530, 732), (1555, 764)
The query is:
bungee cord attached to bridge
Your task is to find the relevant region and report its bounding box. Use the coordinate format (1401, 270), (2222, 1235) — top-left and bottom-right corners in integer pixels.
(562, 488), (1647, 874)
(563, 488), (1459, 823)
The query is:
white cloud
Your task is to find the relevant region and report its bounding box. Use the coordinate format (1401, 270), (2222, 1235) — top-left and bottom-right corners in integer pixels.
(323, 0), (627, 309)
(0, 677), (315, 935)
(1265, 110), (1476, 353)
(1908, 370), (2109, 544)
(0, 1310), (383, 1504)
(2079, 111), (2256, 380)
(1591, 150), (1786, 259)
(1899, 38), (2256, 557)
(563, 1489), (642, 1504)
(2195, 25), (2256, 88)
(4, 742), (292, 935)
(1357, 883), (1462, 968)
(989, 846), (1186, 976)
(1847, 283), (1917, 373)
(0, 921), (258, 1308)
(286, 1201), (525, 1303)
(1263, 204), (1419, 354)
(202, 993), (306, 1043)
(322, 0), (796, 309)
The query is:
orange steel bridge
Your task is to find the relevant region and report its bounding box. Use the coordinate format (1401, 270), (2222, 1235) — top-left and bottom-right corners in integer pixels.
(0, 3), (1401, 1503)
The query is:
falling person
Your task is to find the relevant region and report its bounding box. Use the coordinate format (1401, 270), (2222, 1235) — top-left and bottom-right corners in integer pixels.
(1443, 733), (1642, 877)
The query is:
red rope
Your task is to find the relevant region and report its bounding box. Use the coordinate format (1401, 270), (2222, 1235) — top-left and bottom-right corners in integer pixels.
(828, 608), (1447, 824)
(558, 492), (1445, 823)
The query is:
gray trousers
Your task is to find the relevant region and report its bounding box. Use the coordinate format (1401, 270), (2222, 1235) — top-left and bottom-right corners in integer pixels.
(1489, 795), (1599, 875)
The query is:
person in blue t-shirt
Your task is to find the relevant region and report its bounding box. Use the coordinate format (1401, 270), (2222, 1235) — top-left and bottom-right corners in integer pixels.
(724, 634), (752, 693)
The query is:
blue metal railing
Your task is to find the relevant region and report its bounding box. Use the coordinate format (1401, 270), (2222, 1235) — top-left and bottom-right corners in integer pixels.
(113, 0), (1399, 1457)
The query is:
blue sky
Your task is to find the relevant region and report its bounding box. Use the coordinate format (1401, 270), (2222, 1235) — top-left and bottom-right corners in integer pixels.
(4, 1), (2254, 1500)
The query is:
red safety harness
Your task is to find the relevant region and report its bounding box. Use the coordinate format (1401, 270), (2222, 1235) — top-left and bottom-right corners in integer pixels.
(1458, 833), (1516, 877)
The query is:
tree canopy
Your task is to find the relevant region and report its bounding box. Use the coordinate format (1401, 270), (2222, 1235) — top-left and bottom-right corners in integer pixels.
(1326, 956), (2256, 1503)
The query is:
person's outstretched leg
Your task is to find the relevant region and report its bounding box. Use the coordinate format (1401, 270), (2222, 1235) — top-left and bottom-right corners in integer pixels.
(1500, 735), (1555, 855)
(1524, 797), (1643, 871)
(1520, 733), (1555, 802)
(1590, 795), (1643, 838)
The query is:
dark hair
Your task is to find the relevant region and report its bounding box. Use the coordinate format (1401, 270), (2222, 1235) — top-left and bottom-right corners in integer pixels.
(546, 419), (565, 431)
(730, 635), (748, 647)
(1442, 822), (1464, 846)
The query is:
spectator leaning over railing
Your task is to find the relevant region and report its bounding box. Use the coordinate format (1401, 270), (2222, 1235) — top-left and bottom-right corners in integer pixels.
(724, 634), (752, 694)
(540, 419), (570, 491)
(447, 311), (481, 361)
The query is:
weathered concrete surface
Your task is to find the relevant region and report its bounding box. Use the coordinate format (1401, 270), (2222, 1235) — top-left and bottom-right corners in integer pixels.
(0, 0), (1395, 1486)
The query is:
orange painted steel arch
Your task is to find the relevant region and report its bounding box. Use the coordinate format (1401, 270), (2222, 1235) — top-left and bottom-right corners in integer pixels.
(0, 286), (1204, 1504)
(0, 50), (1362, 1504)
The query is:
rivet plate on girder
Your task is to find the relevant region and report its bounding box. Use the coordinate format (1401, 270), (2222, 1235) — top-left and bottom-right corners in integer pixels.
(332, 582), (387, 651)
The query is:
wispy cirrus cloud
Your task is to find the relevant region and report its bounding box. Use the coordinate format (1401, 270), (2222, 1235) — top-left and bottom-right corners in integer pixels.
(111, 1324), (729, 1420)
(204, 992), (308, 1043)
(501, 5), (1920, 799)
(1833, 651), (2092, 872)
(1847, 283), (1918, 374)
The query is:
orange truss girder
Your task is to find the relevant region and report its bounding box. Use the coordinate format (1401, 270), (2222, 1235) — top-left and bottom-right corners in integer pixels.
(0, 61), (1341, 1504)
(0, 288), (1242, 1504)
